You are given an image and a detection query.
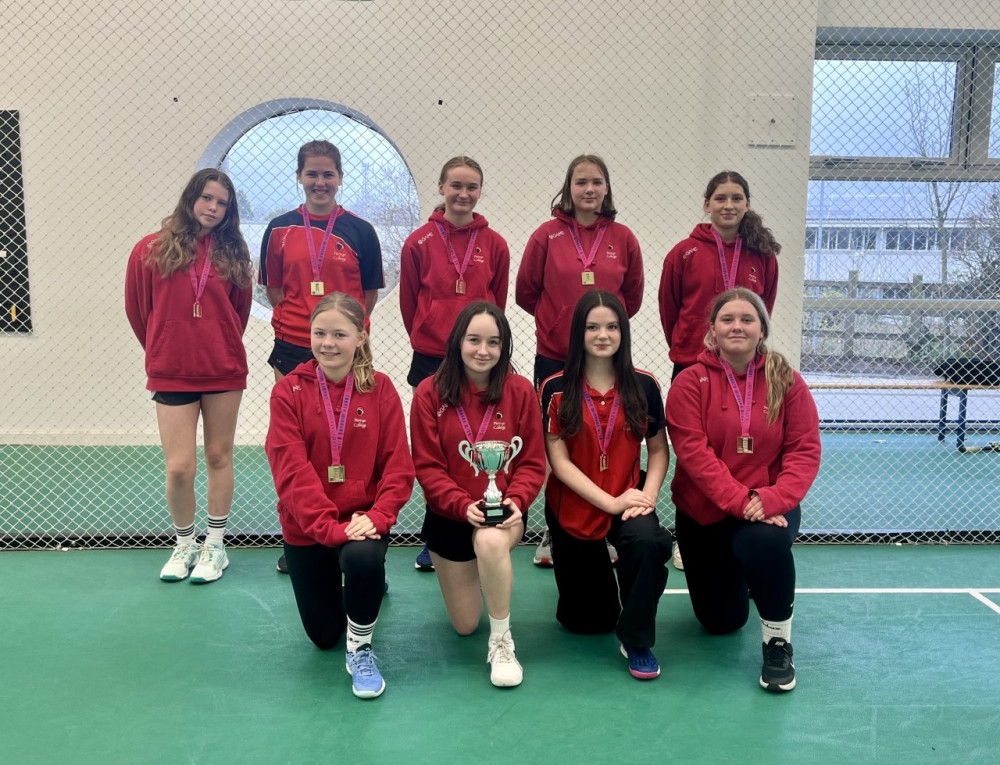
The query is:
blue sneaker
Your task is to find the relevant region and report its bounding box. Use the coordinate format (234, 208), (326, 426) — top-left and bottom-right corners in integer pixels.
(414, 544), (435, 572)
(620, 644), (660, 680)
(346, 644), (386, 699)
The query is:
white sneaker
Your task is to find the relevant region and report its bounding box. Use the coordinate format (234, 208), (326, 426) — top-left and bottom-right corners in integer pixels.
(672, 541), (684, 571)
(159, 540), (200, 581)
(533, 530), (553, 567)
(487, 631), (523, 687)
(190, 541), (229, 583)
(607, 540), (619, 565)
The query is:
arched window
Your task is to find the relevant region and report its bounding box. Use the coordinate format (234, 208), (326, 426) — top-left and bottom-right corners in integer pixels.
(199, 99), (420, 312)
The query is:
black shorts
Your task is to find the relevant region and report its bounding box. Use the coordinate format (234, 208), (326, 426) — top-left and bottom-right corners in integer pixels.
(268, 339), (314, 376)
(421, 505), (528, 563)
(407, 351), (443, 388)
(151, 390), (234, 406)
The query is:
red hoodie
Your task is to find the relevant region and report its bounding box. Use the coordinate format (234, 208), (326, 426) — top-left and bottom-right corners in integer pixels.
(410, 373), (546, 523)
(399, 210), (509, 357)
(516, 209), (644, 361)
(266, 361), (415, 547)
(665, 350), (820, 525)
(125, 233), (252, 392)
(658, 223), (778, 366)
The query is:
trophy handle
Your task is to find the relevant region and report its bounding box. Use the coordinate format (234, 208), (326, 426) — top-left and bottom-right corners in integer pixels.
(503, 436), (523, 474)
(458, 440), (479, 477)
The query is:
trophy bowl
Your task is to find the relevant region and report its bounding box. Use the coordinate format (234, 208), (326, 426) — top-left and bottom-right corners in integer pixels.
(457, 437), (523, 526)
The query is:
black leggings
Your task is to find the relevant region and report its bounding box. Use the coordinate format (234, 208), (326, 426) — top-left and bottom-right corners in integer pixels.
(283, 538), (389, 650)
(676, 507), (800, 635)
(545, 503), (672, 648)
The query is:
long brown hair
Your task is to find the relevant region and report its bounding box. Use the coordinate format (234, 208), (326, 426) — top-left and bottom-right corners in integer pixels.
(310, 292), (375, 393)
(558, 290), (647, 439)
(434, 302), (513, 406)
(148, 169), (252, 288)
(703, 171), (781, 257)
(705, 287), (793, 425)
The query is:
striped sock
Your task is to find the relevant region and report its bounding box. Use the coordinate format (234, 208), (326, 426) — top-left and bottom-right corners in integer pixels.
(346, 618), (376, 653)
(205, 514), (228, 544)
(174, 523), (196, 546)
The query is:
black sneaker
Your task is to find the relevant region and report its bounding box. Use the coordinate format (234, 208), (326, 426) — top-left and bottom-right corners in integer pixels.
(276, 554), (289, 574)
(759, 637), (796, 692)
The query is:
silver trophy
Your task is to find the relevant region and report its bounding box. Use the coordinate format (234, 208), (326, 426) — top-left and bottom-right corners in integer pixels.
(457, 437), (523, 525)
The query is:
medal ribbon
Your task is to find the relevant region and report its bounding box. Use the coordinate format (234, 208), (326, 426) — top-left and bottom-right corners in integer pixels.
(719, 358), (755, 440)
(434, 221), (479, 284)
(582, 386), (621, 461)
(188, 235), (213, 312)
(456, 400), (497, 444)
(710, 228), (743, 291)
(316, 367), (353, 467)
(567, 221), (607, 274)
(300, 205), (341, 282)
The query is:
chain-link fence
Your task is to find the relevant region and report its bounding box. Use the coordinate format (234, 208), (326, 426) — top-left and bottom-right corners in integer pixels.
(2, 1), (1000, 549)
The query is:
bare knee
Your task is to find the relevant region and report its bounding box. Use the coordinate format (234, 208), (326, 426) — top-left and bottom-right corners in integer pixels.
(203, 445), (233, 472)
(473, 528), (512, 562)
(164, 460), (196, 488)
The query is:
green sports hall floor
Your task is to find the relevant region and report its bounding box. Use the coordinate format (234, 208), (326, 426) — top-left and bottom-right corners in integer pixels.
(2, 544), (997, 764)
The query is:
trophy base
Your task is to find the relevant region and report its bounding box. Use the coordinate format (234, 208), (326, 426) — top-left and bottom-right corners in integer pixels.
(478, 500), (510, 527)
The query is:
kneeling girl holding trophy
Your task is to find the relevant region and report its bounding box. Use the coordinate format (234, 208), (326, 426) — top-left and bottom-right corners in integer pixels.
(411, 302), (546, 687)
(540, 290), (672, 680)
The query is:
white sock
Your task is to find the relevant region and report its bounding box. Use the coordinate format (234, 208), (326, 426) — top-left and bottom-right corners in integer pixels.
(761, 616), (793, 644)
(347, 618), (376, 653)
(205, 514), (228, 544)
(489, 613), (511, 642)
(174, 523), (195, 546)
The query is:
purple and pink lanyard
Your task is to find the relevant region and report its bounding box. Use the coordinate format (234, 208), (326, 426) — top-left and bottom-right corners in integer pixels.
(434, 221), (479, 293)
(711, 228), (743, 293)
(301, 205), (341, 289)
(582, 386), (620, 472)
(568, 221), (607, 282)
(316, 367), (353, 481)
(456, 399), (497, 454)
(188, 235), (213, 318)
(720, 358), (755, 449)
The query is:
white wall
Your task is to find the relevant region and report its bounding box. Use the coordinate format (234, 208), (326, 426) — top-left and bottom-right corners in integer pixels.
(2, 0), (998, 443)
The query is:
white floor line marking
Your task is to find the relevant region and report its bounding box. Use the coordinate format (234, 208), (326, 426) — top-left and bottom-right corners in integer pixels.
(970, 591), (1000, 615)
(663, 587), (1000, 595)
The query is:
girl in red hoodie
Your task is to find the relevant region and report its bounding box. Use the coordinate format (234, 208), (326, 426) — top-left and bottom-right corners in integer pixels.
(665, 288), (821, 693)
(410, 302), (545, 687)
(125, 169), (253, 585)
(516, 155), (645, 567)
(659, 171), (780, 380)
(516, 155), (644, 388)
(266, 292), (414, 700)
(400, 156), (511, 572)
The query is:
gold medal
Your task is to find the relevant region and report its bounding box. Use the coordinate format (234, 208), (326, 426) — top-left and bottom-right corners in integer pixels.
(581, 271), (595, 285)
(192, 302), (202, 318)
(599, 453), (608, 471)
(737, 436), (754, 454)
(310, 281), (325, 296)
(456, 279), (466, 295)
(328, 465), (346, 482)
